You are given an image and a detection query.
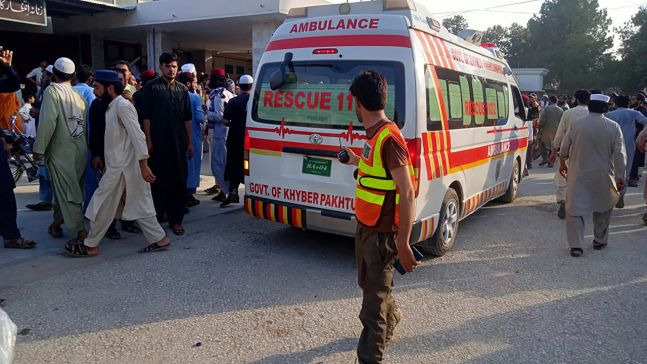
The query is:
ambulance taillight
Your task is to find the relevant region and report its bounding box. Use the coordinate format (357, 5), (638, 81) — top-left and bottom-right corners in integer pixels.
(407, 138), (421, 197)
(244, 130), (250, 176)
(313, 48), (338, 55)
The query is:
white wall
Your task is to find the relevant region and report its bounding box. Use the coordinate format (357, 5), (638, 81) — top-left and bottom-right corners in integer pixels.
(58, 0), (330, 33)
(252, 20), (284, 75)
(512, 69), (549, 92)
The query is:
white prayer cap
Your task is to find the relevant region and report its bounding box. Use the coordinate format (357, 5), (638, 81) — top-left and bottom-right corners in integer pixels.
(590, 94), (610, 103)
(181, 63), (196, 75)
(45, 65), (53, 74)
(239, 74), (254, 85)
(54, 57), (75, 74)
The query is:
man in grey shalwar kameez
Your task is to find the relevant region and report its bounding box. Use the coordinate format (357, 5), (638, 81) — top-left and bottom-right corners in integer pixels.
(537, 95), (563, 166)
(559, 94), (627, 257)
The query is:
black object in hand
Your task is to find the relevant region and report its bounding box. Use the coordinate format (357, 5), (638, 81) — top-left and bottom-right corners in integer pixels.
(337, 149), (350, 163)
(394, 246), (424, 275)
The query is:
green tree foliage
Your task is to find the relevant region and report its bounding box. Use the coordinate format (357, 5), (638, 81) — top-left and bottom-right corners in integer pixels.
(617, 6), (647, 92)
(524, 0), (613, 92)
(442, 15), (469, 35)
(483, 25), (507, 45)
(482, 23), (529, 68)
(505, 23), (530, 69)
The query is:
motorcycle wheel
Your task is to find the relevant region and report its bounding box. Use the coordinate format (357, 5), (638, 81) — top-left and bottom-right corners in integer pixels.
(9, 157), (23, 183)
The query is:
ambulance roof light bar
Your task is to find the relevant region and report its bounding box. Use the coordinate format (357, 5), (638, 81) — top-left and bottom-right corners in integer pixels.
(480, 43), (504, 59)
(287, 7), (307, 18)
(383, 0), (416, 10)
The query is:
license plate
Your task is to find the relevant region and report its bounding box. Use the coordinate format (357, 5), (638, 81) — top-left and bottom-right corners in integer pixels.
(302, 156), (331, 177)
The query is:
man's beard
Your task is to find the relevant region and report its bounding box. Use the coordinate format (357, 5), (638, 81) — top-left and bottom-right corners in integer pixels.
(355, 108), (363, 125)
(100, 89), (113, 106)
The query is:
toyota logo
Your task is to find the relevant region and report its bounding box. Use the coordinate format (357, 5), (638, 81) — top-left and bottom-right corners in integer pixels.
(309, 134), (323, 145)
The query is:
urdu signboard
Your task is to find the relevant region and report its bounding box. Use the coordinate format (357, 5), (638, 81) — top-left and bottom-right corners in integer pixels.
(0, 0), (47, 26)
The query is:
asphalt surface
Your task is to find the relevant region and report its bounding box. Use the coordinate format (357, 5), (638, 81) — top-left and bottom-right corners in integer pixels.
(1, 168), (646, 364)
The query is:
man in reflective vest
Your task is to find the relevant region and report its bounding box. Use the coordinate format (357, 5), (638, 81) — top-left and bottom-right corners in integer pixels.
(341, 71), (419, 363)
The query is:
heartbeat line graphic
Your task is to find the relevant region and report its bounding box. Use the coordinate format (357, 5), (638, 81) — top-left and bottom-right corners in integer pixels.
(248, 118), (366, 144)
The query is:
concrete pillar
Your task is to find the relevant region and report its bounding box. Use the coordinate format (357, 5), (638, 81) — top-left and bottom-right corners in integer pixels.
(90, 34), (105, 69)
(252, 20), (283, 76)
(191, 49), (207, 74)
(146, 28), (164, 71)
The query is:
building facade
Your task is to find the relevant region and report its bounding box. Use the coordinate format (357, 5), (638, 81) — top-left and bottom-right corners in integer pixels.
(1, 0), (331, 92)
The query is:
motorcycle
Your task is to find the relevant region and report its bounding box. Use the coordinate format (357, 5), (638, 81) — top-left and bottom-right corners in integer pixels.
(2, 116), (40, 183)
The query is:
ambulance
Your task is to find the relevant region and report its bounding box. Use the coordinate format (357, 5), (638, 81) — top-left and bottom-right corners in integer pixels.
(244, 0), (529, 256)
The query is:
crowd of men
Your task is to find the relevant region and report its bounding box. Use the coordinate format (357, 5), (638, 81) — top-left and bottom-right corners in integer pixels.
(3, 46), (647, 362)
(0, 49), (253, 255)
(524, 90), (647, 256)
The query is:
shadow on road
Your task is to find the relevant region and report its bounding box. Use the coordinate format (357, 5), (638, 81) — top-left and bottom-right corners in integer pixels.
(2, 170), (646, 364)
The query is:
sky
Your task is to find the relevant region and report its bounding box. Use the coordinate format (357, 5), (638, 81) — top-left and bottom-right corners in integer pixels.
(329, 0), (646, 50)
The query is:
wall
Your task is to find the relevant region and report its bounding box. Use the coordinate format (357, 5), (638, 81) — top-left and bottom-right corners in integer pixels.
(252, 20), (283, 75)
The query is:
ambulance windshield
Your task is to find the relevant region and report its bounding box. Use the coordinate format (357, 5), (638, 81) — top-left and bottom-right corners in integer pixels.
(252, 60), (405, 130)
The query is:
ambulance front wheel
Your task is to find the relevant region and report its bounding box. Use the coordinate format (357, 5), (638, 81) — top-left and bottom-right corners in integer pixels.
(418, 188), (460, 257)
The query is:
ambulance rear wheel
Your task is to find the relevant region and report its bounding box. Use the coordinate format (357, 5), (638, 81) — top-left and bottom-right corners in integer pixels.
(500, 159), (520, 203)
(419, 188), (460, 257)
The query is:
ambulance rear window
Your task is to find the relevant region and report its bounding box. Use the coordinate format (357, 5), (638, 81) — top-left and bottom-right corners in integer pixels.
(252, 61), (405, 130)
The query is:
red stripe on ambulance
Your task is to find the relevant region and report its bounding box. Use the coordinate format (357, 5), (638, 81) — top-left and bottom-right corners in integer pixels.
(266, 35), (411, 51)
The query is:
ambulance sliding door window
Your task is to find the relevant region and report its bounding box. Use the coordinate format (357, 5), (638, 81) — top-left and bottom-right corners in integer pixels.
(448, 82), (462, 122)
(502, 85), (510, 118)
(485, 86), (498, 126)
(425, 66), (442, 131)
(459, 75), (472, 127)
(439, 80), (449, 122)
(471, 77), (485, 126)
(497, 89), (508, 125)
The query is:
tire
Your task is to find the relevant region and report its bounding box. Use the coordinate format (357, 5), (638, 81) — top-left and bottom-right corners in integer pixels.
(417, 188), (460, 257)
(500, 159), (520, 203)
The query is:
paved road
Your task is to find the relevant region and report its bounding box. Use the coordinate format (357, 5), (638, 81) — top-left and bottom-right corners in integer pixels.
(1, 169), (646, 364)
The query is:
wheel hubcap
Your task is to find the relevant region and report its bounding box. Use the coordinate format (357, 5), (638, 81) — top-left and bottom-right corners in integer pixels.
(442, 200), (459, 243)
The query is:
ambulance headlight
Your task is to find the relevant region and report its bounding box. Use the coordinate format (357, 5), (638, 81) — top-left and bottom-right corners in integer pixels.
(383, 0), (416, 10)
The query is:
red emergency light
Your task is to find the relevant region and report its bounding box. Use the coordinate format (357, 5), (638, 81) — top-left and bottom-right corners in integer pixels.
(312, 48), (339, 55)
(481, 43), (498, 48)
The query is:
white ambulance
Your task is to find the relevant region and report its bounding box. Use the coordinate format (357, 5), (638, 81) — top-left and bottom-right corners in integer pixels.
(244, 0), (529, 255)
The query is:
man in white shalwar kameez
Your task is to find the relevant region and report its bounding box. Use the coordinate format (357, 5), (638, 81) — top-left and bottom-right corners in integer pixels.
(559, 94), (626, 257)
(65, 70), (170, 257)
